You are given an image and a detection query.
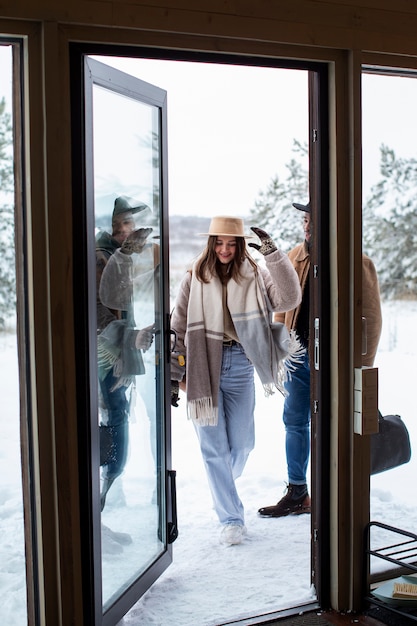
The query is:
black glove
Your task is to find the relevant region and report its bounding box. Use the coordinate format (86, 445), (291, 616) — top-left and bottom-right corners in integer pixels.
(121, 227), (153, 255)
(248, 227), (277, 256)
(171, 380), (180, 407)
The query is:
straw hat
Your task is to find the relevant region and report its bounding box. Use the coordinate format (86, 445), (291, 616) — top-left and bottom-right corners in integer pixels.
(199, 216), (253, 238)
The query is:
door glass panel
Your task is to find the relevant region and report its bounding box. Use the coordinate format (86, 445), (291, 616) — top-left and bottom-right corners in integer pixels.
(0, 43), (28, 625)
(91, 77), (165, 609)
(94, 57), (317, 626)
(362, 70), (417, 575)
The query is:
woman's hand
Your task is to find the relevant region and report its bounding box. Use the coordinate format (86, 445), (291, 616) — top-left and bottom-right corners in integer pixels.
(121, 227), (153, 255)
(135, 323), (155, 351)
(248, 227), (277, 256)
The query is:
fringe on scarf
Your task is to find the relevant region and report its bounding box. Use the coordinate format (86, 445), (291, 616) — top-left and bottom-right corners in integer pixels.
(97, 341), (118, 371)
(265, 330), (306, 398)
(187, 396), (219, 426)
(285, 330), (306, 374)
(112, 359), (134, 390)
(97, 341), (133, 390)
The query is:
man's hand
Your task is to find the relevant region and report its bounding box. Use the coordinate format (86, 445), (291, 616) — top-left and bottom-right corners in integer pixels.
(121, 227), (153, 255)
(248, 227), (277, 256)
(135, 323), (155, 351)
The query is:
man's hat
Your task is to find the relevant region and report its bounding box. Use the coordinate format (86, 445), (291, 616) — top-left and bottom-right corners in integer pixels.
(292, 201), (311, 213)
(113, 195), (150, 218)
(199, 216), (253, 238)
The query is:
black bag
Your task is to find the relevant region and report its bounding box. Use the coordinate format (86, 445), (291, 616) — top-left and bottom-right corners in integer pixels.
(370, 412), (411, 475)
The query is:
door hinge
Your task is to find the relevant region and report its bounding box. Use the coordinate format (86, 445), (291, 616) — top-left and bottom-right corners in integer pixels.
(312, 128), (318, 142)
(313, 528), (319, 542)
(313, 264), (319, 278)
(313, 400), (319, 414)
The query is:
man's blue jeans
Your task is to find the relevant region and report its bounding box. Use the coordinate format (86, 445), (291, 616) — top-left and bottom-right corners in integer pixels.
(283, 350), (311, 485)
(99, 368), (130, 481)
(194, 343), (255, 526)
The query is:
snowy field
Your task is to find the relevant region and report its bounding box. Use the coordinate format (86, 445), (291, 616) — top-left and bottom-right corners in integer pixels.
(1, 300), (417, 625)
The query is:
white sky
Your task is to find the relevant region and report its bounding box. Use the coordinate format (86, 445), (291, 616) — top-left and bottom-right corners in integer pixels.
(2, 45), (417, 216)
(93, 56), (309, 217)
(0, 46), (12, 100)
(362, 71), (417, 201)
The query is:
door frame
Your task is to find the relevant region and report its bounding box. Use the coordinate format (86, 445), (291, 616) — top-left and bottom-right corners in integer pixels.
(308, 67), (331, 609)
(3, 16), (374, 623)
(70, 41), (331, 623)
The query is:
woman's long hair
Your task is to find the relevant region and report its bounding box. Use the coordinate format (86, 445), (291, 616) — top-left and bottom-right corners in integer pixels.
(195, 236), (257, 283)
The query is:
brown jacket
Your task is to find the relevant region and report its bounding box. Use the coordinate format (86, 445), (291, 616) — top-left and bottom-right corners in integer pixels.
(274, 243), (382, 366)
(362, 253), (383, 366)
(273, 242), (309, 332)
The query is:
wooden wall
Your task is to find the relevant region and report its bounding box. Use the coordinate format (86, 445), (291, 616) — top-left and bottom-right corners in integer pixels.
(1, 2), (416, 624)
(2, 1), (417, 57)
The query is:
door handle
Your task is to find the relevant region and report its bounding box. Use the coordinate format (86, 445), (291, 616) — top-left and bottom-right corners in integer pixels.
(167, 469), (179, 544)
(314, 317), (320, 370)
(362, 316), (367, 356)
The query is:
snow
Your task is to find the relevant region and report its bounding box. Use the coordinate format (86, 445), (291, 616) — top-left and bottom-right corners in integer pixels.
(1, 301), (417, 626)
(119, 382), (315, 626)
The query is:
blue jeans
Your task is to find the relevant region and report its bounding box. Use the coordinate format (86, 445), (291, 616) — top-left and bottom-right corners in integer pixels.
(99, 368), (130, 481)
(194, 343), (255, 526)
(282, 350), (311, 485)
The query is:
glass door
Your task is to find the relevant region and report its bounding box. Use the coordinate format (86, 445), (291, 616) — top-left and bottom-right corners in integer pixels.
(362, 67), (417, 581)
(73, 55), (175, 625)
(0, 41), (29, 626)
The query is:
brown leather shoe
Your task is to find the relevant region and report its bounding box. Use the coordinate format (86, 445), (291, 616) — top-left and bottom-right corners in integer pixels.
(258, 484), (311, 517)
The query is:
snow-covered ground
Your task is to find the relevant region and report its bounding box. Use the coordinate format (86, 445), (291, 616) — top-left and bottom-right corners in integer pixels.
(1, 301), (417, 626)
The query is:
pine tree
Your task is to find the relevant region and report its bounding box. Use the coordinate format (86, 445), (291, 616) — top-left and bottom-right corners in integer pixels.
(0, 96), (15, 327)
(250, 139), (417, 302)
(249, 139), (309, 253)
(363, 145), (417, 300)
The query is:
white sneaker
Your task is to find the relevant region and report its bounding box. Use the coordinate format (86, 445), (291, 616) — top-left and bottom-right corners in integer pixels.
(220, 524), (247, 546)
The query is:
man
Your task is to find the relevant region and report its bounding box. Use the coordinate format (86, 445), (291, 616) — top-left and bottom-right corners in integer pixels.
(96, 195), (154, 510)
(258, 201), (382, 517)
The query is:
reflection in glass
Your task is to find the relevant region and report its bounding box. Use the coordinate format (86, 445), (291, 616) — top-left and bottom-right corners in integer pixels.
(92, 82), (164, 608)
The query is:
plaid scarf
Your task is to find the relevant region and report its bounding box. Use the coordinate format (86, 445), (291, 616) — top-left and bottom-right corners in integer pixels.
(185, 258), (302, 426)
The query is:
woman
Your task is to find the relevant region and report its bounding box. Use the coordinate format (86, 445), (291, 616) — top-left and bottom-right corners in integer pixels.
(170, 216), (301, 545)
